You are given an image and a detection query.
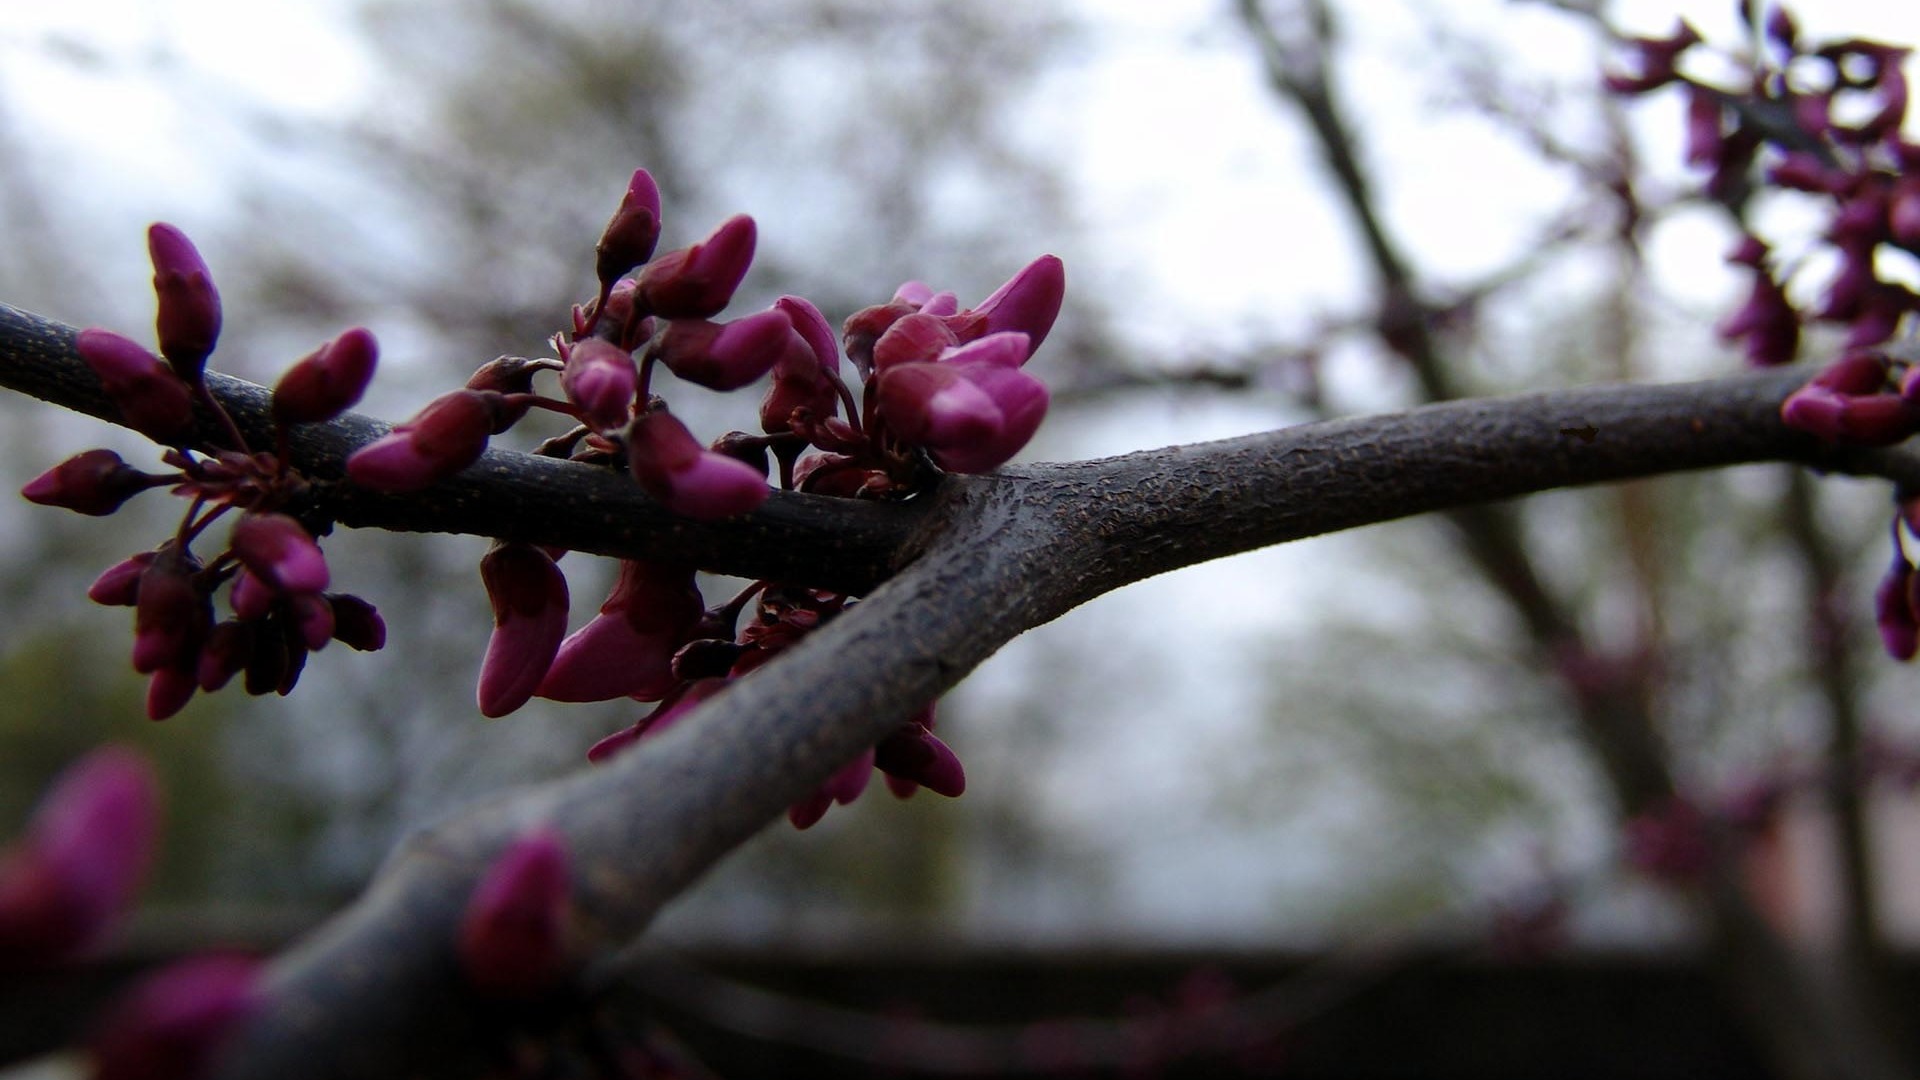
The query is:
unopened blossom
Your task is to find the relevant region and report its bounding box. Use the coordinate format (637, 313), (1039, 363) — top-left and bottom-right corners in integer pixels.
(789, 747), (876, 830)
(89, 552), (156, 606)
(327, 593), (387, 652)
(586, 677), (731, 762)
(871, 312), (962, 373)
(477, 543), (570, 718)
(0, 746), (159, 970)
(132, 547), (210, 675)
(625, 409), (769, 519)
(458, 829), (571, 999)
(760, 324), (842, 435)
(75, 329), (196, 443)
(633, 213), (757, 320)
(539, 559), (702, 703)
(147, 223), (222, 384)
(146, 665), (200, 722)
(1781, 351), (1919, 444)
(1877, 554), (1920, 661)
(346, 389), (502, 492)
(875, 332), (1049, 473)
(874, 720), (966, 798)
(272, 328), (378, 426)
(21, 449), (157, 516)
(1717, 243), (1799, 367)
(89, 954), (261, 1080)
(229, 512), (329, 596)
(954, 254), (1066, 350)
(653, 308), (793, 391)
(560, 337), (638, 433)
(596, 168), (663, 288)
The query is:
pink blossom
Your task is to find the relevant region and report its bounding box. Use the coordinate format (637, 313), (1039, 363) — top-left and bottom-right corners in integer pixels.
(596, 168), (663, 287)
(875, 332), (1049, 473)
(147, 223), (222, 383)
(346, 389), (500, 492)
(21, 449), (155, 516)
(272, 327), (378, 426)
(458, 829), (571, 999)
(626, 409), (769, 519)
(90, 954), (260, 1080)
(229, 512), (329, 595)
(75, 329), (195, 443)
(560, 337), (637, 432)
(477, 543), (570, 718)
(633, 213), (757, 320)
(654, 308), (793, 391)
(538, 560), (701, 703)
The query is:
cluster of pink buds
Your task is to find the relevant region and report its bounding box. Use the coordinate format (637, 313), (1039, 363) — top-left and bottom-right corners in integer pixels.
(23, 226), (386, 719)
(407, 167), (1062, 827)
(1607, 6), (1919, 363)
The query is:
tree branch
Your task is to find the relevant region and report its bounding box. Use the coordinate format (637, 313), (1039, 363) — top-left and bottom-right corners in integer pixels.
(0, 301), (1901, 1075)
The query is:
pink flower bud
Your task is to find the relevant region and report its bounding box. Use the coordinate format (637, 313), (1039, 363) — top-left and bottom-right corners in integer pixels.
(774, 296), (840, 376)
(596, 168), (663, 287)
(197, 621), (252, 692)
(133, 549), (210, 675)
(147, 223), (222, 384)
(1716, 267), (1799, 368)
(560, 338), (637, 433)
(871, 312), (960, 373)
(458, 829), (571, 999)
(289, 593), (335, 651)
(76, 329), (196, 443)
(1682, 85), (1723, 169)
(626, 410), (768, 520)
(346, 389), (500, 492)
(633, 214), (757, 320)
(229, 512), (329, 595)
(90, 954), (260, 1080)
(271, 327), (378, 426)
(477, 543), (570, 718)
(1877, 555), (1920, 661)
(228, 568), (273, 621)
(327, 593), (387, 651)
(21, 449), (155, 516)
(538, 560), (701, 703)
(146, 664), (199, 721)
(654, 309), (792, 391)
(0, 746), (158, 970)
(874, 722), (965, 798)
(875, 334), (1049, 473)
(90, 552), (157, 606)
(842, 299), (919, 377)
(760, 328), (841, 435)
(966, 254), (1065, 351)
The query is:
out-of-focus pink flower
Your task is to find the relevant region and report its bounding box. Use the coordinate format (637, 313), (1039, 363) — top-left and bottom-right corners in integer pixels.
(229, 513), (329, 596)
(0, 746), (159, 970)
(1602, 20), (1703, 94)
(1781, 352), (1919, 444)
(90, 954), (260, 1080)
(477, 543), (570, 718)
(626, 409), (769, 519)
(272, 328), (378, 426)
(539, 559), (702, 703)
(1717, 247), (1799, 367)
(596, 168), (663, 287)
(147, 223), (222, 384)
(1622, 796), (1709, 884)
(654, 309), (792, 391)
(458, 829), (571, 999)
(1683, 85), (1723, 169)
(1877, 554), (1919, 661)
(560, 337), (638, 433)
(346, 389), (501, 492)
(76, 329), (196, 443)
(21, 449), (156, 516)
(634, 214), (757, 320)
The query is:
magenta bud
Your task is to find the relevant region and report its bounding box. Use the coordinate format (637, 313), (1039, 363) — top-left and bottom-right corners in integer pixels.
(90, 552), (157, 607)
(327, 594), (386, 652)
(147, 223), (222, 383)
(871, 312), (961, 372)
(596, 168), (663, 286)
(626, 410), (769, 520)
(146, 664), (199, 721)
(560, 338), (638, 432)
(272, 327), (378, 426)
(90, 954), (260, 1080)
(477, 543), (570, 718)
(654, 309), (792, 391)
(346, 389), (499, 492)
(1878, 555), (1920, 661)
(537, 559), (701, 704)
(586, 724), (644, 764)
(133, 549), (210, 675)
(229, 512), (329, 595)
(633, 214), (757, 320)
(197, 621), (252, 692)
(759, 330), (842, 435)
(22, 449), (154, 516)
(76, 328), (196, 443)
(1716, 268), (1799, 368)
(875, 338), (1049, 473)
(788, 791), (833, 830)
(0, 746), (159, 970)
(1682, 86), (1723, 169)
(459, 829), (571, 999)
(968, 254), (1065, 351)
(774, 296), (841, 375)
(842, 299), (920, 377)
(289, 593), (334, 652)
(874, 722), (966, 798)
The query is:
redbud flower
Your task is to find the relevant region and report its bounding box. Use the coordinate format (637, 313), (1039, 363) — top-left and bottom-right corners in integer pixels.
(874, 721), (966, 798)
(560, 337), (638, 433)
(229, 512), (329, 596)
(876, 333), (1049, 473)
(1782, 352), (1920, 444)
(760, 326), (842, 435)
(0, 746), (158, 970)
(539, 559), (702, 703)
(1876, 554), (1919, 661)
(1717, 257), (1799, 367)
(654, 308), (793, 391)
(477, 543), (570, 718)
(626, 409), (769, 520)
(346, 389), (501, 492)
(327, 594), (387, 652)
(633, 214), (757, 320)
(21, 449), (156, 516)
(1602, 20), (1703, 94)
(146, 664), (200, 722)
(458, 829), (571, 999)
(871, 312), (961, 372)
(90, 552), (157, 606)
(1892, 179), (1920, 248)
(197, 621), (252, 692)
(75, 329), (196, 443)
(272, 328), (378, 426)
(89, 954), (260, 1080)
(775, 295), (841, 376)
(147, 223), (222, 384)
(132, 548), (210, 675)
(596, 168), (663, 287)
(964, 254), (1066, 351)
